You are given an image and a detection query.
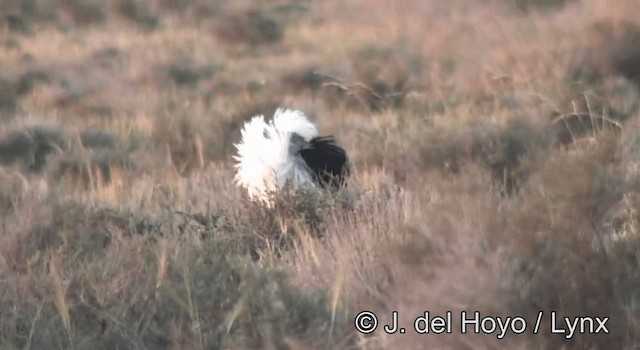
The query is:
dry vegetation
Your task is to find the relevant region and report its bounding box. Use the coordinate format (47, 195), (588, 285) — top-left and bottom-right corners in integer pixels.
(1, 0), (640, 349)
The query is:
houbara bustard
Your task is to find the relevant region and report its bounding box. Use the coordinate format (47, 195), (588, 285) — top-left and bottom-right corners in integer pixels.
(233, 108), (349, 205)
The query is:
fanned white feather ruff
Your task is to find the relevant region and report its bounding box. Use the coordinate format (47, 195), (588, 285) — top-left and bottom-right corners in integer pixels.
(233, 108), (319, 204)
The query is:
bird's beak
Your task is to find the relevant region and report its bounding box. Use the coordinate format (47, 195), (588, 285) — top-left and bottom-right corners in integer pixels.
(300, 140), (312, 150)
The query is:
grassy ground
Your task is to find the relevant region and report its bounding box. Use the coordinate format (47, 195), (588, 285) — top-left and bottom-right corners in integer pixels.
(1, 0), (640, 349)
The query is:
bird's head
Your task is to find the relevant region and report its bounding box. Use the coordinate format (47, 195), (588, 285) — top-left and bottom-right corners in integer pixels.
(289, 132), (311, 155)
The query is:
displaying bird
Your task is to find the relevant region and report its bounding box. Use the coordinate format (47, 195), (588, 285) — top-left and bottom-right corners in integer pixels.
(233, 108), (349, 204)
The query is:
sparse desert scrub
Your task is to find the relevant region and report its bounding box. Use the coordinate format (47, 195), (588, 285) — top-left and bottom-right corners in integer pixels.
(2, 0), (640, 349)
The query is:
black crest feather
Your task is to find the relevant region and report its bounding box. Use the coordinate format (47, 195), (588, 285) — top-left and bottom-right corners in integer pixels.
(299, 136), (349, 189)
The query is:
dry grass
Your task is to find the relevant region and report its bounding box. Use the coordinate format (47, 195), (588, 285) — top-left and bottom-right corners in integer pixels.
(2, 0), (640, 349)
